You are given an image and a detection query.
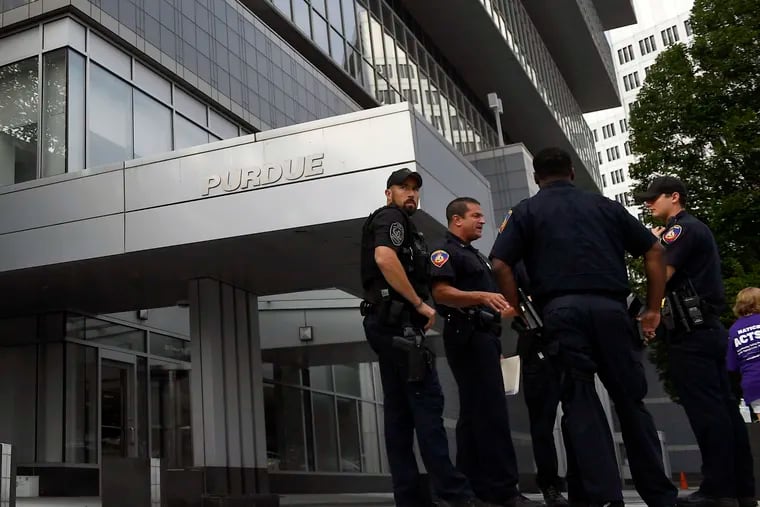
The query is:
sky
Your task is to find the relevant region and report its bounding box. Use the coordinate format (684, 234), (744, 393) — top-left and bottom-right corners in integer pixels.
(607, 0), (696, 43)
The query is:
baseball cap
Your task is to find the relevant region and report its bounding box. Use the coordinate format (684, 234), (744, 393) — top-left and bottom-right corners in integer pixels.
(634, 176), (687, 203)
(386, 168), (422, 189)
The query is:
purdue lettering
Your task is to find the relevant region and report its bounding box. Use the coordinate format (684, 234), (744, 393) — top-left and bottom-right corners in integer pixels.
(202, 152), (325, 197)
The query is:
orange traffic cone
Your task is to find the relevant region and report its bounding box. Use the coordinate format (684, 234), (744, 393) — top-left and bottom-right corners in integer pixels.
(680, 471), (689, 490)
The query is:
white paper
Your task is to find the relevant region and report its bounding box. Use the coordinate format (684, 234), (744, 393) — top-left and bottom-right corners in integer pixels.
(501, 355), (521, 396)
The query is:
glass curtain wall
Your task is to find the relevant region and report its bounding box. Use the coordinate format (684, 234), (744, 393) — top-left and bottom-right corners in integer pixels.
(0, 26), (246, 188)
(269, 0), (499, 153)
(263, 362), (387, 474)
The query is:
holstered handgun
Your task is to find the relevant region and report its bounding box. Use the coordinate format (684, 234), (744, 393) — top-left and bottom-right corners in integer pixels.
(665, 279), (705, 333)
(513, 288), (544, 332)
(466, 307), (502, 335)
(392, 327), (431, 382)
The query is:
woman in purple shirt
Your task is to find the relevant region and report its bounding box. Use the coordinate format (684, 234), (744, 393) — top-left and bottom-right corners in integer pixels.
(727, 287), (760, 417)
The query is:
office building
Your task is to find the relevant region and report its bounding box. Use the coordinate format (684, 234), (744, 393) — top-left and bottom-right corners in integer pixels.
(0, 0), (636, 503)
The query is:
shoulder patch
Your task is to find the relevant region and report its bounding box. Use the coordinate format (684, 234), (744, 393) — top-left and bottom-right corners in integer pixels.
(389, 222), (405, 246)
(662, 224), (683, 244)
(430, 250), (450, 268)
(498, 209), (513, 233)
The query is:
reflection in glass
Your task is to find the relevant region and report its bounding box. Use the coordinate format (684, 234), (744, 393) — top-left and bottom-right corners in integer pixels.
(101, 360), (130, 457)
(307, 365), (333, 391)
(150, 333), (191, 362)
(67, 316), (146, 352)
(377, 404), (388, 473)
(337, 398), (361, 472)
(274, 364), (302, 385)
(341, 0), (358, 47)
(65, 343), (98, 464)
(312, 392), (339, 471)
(37, 343), (64, 463)
(326, 0), (342, 30)
(42, 50), (67, 177)
(0, 57), (39, 185)
(89, 64), (133, 167)
(293, 0), (311, 37)
(334, 364), (360, 397)
(272, 0), (291, 18)
(264, 384), (308, 471)
(68, 51), (85, 172)
(137, 356), (149, 458)
(134, 90), (172, 158)
(329, 28), (346, 67)
(360, 402), (380, 473)
(174, 114), (209, 149)
(150, 361), (192, 468)
(312, 12), (330, 55)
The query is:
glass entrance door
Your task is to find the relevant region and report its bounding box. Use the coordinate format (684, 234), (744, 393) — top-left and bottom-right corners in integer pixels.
(101, 358), (136, 458)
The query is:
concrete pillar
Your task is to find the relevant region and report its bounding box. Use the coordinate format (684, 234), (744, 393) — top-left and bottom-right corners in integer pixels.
(188, 278), (271, 499)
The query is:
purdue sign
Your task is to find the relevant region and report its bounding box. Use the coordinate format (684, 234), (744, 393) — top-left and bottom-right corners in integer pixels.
(202, 153), (325, 196)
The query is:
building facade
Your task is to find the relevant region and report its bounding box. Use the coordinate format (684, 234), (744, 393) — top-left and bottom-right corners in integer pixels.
(0, 0), (638, 503)
(585, 9), (695, 217)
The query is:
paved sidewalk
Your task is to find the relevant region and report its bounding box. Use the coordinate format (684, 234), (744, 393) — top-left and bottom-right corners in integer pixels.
(14, 490), (660, 506)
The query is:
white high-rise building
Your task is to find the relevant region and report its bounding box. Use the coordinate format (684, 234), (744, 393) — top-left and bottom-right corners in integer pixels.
(585, 6), (695, 218)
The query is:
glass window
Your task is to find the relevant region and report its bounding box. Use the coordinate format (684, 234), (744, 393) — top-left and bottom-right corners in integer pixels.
(150, 333), (191, 362)
(68, 51), (85, 173)
(311, 0), (326, 17)
(359, 402), (380, 472)
(150, 361), (192, 468)
(312, 12), (330, 55)
(329, 28), (346, 67)
(341, 0), (358, 48)
(264, 384), (307, 471)
(333, 364), (361, 397)
(68, 317), (147, 352)
(42, 50), (68, 177)
(337, 398), (361, 472)
(272, 0), (292, 18)
(134, 90), (172, 158)
(64, 343), (98, 464)
(293, 0), (311, 37)
(312, 392), (338, 471)
(0, 57), (39, 186)
(89, 64), (133, 167)
(174, 114), (209, 149)
(307, 365), (333, 391)
(326, 0), (342, 30)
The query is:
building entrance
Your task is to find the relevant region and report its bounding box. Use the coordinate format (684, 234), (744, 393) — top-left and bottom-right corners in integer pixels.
(101, 355), (137, 459)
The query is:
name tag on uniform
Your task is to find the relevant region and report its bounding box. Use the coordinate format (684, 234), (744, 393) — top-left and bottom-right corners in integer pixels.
(501, 355), (521, 396)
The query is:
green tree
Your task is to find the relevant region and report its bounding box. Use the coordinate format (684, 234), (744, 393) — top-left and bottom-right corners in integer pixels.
(628, 0), (760, 401)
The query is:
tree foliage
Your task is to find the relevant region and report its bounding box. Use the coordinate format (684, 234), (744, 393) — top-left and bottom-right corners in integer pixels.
(628, 0), (760, 401)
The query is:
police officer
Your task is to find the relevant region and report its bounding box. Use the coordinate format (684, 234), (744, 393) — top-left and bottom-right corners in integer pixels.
(360, 168), (479, 507)
(511, 262), (568, 507)
(489, 148), (677, 507)
(636, 176), (755, 507)
(429, 197), (540, 507)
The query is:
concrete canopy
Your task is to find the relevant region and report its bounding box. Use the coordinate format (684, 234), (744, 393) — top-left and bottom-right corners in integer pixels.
(0, 104), (495, 317)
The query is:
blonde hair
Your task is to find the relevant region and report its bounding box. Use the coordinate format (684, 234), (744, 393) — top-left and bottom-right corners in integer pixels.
(734, 287), (760, 317)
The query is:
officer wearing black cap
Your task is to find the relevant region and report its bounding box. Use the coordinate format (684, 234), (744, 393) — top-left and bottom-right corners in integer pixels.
(489, 148), (677, 507)
(429, 197), (540, 507)
(360, 168), (479, 507)
(636, 176), (755, 507)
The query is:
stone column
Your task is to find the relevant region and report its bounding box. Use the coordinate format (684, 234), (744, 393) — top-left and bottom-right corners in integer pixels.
(188, 278), (271, 500)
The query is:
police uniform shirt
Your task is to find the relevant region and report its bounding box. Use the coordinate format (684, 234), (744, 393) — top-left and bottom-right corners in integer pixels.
(660, 210), (725, 308)
(429, 231), (499, 315)
(490, 181), (656, 303)
(361, 205), (413, 301)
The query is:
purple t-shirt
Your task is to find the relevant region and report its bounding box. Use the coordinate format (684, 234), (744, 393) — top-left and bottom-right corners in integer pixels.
(727, 313), (760, 403)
